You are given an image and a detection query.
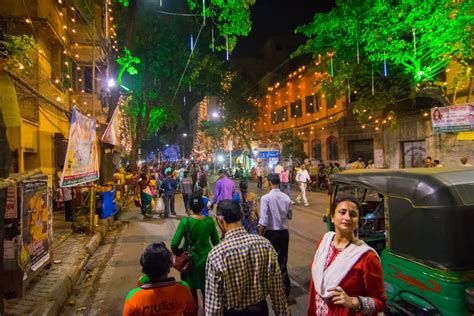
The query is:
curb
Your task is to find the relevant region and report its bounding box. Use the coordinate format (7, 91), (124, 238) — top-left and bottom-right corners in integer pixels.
(30, 217), (113, 316)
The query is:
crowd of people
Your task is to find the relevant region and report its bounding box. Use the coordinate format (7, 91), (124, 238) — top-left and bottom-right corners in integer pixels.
(122, 158), (391, 315)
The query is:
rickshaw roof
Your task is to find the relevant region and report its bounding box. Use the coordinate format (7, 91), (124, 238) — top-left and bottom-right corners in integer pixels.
(330, 167), (474, 207)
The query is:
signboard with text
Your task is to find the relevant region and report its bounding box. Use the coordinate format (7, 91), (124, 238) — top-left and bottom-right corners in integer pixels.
(431, 103), (474, 133)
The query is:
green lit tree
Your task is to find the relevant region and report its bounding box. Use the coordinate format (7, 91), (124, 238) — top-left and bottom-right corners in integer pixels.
(295, 0), (474, 121)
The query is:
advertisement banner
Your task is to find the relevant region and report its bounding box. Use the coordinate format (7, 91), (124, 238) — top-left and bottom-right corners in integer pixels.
(101, 105), (121, 146)
(61, 107), (100, 187)
(431, 103), (474, 133)
(21, 178), (50, 272)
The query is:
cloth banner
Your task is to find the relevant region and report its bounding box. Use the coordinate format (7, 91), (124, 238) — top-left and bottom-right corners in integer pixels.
(61, 107), (99, 187)
(431, 103), (474, 133)
(101, 105), (121, 146)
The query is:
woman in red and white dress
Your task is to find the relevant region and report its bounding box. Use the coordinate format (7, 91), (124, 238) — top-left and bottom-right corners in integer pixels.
(308, 196), (386, 315)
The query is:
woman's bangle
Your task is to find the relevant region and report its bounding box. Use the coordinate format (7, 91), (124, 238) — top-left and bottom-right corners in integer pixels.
(355, 296), (364, 312)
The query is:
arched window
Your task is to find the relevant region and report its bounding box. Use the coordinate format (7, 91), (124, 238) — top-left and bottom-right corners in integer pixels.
(327, 137), (339, 161)
(312, 139), (322, 160)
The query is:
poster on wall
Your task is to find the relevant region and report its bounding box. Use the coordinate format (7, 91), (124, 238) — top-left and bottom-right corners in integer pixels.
(374, 149), (384, 168)
(431, 103), (474, 133)
(61, 107), (99, 187)
(20, 178), (51, 272)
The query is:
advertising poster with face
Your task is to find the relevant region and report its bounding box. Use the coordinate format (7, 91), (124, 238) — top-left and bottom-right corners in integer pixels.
(61, 107), (100, 187)
(20, 177), (51, 272)
(431, 103), (474, 133)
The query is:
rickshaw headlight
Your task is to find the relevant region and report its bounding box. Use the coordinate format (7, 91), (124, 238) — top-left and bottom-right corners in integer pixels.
(466, 288), (474, 312)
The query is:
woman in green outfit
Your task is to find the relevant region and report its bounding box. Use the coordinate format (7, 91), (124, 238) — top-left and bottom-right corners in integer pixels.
(171, 193), (219, 308)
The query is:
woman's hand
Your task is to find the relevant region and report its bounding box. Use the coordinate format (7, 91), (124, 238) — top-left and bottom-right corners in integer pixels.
(327, 286), (360, 310)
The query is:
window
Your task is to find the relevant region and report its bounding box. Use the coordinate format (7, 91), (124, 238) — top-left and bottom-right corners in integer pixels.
(277, 106), (288, 122)
(313, 139), (322, 160)
(326, 95), (336, 109)
(305, 95), (314, 114)
(83, 66), (93, 92)
(327, 136), (339, 161)
(272, 111), (278, 124)
(314, 93), (321, 112)
(290, 100), (302, 118)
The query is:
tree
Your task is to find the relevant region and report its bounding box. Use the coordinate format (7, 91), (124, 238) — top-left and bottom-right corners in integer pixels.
(199, 71), (259, 154)
(295, 0), (473, 122)
(115, 1), (257, 166)
(279, 130), (307, 162)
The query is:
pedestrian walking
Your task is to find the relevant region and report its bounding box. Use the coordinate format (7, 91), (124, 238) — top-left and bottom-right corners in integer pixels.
(137, 173), (153, 218)
(233, 180), (259, 234)
(123, 243), (197, 316)
(258, 174), (292, 298)
(279, 165), (292, 200)
(160, 171), (178, 217)
(205, 199), (290, 316)
(210, 169), (235, 209)
(180, 171), (193, 215)
(295, 164), (311, 207)
(308, 195), (386, 315)
(256, 162), (264, 192)
(171, 193), (219, 309)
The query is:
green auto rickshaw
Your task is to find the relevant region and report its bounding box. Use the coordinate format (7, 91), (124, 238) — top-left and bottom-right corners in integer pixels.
(324, 167), (474, 315)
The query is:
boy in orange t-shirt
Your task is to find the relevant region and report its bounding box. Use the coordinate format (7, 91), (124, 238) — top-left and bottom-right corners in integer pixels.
(123, 243), (197, 316)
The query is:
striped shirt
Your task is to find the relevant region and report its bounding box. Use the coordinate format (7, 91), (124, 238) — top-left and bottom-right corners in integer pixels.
(205, 227), (290, 315)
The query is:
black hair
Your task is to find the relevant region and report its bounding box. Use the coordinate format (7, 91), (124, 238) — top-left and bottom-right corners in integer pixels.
(190, 193), (205, 214)
(267, 173), (280, 185)
(217, 199), (242, 223)
(330, 195), (360, 217)
(218, 169), (225, 174)
(140, 242), (172, 281)
(239, 180), (248, 193)
(183, 171), (189, 177)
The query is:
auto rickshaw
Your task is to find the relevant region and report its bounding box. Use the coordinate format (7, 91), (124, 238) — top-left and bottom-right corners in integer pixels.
(324, 168), (474, 315)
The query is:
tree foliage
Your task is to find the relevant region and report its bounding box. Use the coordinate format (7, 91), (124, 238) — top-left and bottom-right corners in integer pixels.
(187, 0), (256, 52)
(295, 0), (474, 121)
(200, 71), (259, 153)
(0, 34), (38, 73)
(279, 130), (307, 162)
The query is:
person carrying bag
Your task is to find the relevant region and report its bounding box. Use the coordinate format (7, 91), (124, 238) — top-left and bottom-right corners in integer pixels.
(172, 218), (194, 273)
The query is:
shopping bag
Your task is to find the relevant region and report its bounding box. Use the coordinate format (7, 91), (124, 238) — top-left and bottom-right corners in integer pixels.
(156, 197), (164, 212)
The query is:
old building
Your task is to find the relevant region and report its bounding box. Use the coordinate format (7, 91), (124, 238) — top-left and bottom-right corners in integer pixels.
(0, 0), (114, 177)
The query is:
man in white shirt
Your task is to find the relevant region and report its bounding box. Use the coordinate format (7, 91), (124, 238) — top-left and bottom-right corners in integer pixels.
(274, 161), (284, 175)
(295, 164), (311, 207)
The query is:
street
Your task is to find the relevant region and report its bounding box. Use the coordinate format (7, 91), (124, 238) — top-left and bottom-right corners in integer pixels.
(60, 180), (329, 315)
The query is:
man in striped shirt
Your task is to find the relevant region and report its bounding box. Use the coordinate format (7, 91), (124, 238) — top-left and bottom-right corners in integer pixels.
(205, 200), (290, 316)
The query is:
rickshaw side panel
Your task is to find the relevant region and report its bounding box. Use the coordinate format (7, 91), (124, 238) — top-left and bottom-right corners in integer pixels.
(388, 198), (474, 270)
(382, 251), (474, 315)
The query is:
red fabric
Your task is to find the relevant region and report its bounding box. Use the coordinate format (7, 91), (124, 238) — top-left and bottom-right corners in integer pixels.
(307, 240), (386, 315)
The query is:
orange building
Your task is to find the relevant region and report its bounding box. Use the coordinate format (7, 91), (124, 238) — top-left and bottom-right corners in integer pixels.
(257, 65), (347, 164)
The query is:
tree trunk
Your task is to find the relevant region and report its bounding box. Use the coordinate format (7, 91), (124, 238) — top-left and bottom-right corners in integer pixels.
(126, 0), (138, 51)
(0, 110), (12, 315)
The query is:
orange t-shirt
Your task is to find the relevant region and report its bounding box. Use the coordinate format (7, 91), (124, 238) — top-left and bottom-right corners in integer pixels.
(123, 278), (197, 316)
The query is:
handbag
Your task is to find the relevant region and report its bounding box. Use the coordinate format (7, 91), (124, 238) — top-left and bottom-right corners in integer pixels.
(173, 218), (194, 273)
(155, 196), (164, 212)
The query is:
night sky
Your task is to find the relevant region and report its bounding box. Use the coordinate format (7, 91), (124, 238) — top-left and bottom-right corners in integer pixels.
(234, 0), (336, 57)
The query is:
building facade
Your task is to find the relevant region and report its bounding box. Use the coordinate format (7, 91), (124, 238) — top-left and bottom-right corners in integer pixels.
(257, 65), (348, 165)
(1, 0), (114, 177)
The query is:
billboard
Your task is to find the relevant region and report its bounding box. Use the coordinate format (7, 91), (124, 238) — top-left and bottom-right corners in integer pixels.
(431, 103), (474, 133)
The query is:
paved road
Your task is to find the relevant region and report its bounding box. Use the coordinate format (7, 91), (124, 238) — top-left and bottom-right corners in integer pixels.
(61, 178), (330, 315)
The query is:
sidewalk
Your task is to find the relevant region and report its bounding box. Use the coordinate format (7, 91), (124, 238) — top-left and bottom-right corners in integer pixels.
(5, 210), (116, 316)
